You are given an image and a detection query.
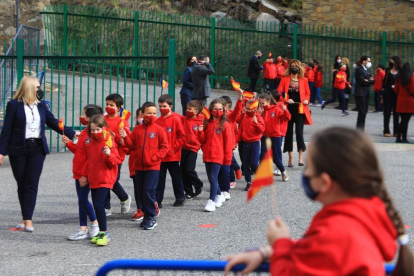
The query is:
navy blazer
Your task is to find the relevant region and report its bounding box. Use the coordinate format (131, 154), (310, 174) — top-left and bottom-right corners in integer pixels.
(0, 99), (75, 156)
(354, 66), (375, 97)
(179, 66), (194, 96)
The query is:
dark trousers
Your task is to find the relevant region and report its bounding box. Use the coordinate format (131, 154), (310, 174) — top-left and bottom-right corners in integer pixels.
(104, 164), (128, 209)
(275, 78), (282, 89)
(399, 113), (412, 141)
(205, 162), (222, 201)
(238, 141), (244, 173)
(131, 175), (142, 210)
(355, 95), (369, 130)
(250, 77), (258, 91)
(383, 92), (399, 135)
(374, 91), (383, 112)
(309, 82), (315, 104)
(218, 164), (230, 193)
(229, 153), (240, 182)
(242, 141), (260, 183)
(135, 170), (159, 219)
(181, 149), (203, 196)
(9, 139), (46, 220)
(156, 161), (185, 203)
(264, 78), (275, 91)
(260, 136), (285, 173)
(75, 180), (96, 226)
(91, 188), (110, 231)
(284, 111), (306, 153)
(180, 94), (192, 116)
(325, 88), (346, 112)
(313, 87), (323, 104)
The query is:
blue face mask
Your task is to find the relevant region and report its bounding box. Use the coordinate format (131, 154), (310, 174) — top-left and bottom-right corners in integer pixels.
(301, 174), (319, 200)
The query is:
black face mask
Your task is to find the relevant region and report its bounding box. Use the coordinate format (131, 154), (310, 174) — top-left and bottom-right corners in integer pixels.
(36, 88), (44, 101)
(389, 62), (394, 68)
(258, 56), (262, 59)
(290, 67), (299, 75)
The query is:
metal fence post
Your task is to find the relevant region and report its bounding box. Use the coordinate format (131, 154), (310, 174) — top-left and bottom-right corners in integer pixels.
(63, 4), (68, 55)
(168, 39), (176, 111)
(382, 31), (387, 66)
(210, 18), (216, 89)
(293, 24), (298, 59)
(17, 39), (24, 87)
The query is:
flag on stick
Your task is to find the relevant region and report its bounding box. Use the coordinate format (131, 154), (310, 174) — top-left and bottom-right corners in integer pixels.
(268, 52), (272, 58)
(103, 129), (113, 148)
(160, 78), (168, 89)
(249, 100), (259, 110)
(243, 91), (255, 99)
(201, 106), (211, 120)
(120, 108), (131, 121)
(58, 118), (64, 136)
(230, 77), (241, 91)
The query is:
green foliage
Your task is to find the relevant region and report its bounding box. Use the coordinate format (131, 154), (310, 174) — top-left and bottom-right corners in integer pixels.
(272, 0), (302, 10)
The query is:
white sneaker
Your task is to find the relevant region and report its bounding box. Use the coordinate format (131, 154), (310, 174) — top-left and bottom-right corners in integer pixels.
(204, 199), (216, 212)
(308, 103), (313, 106)
(89, 224), (100, 238)
(223, 192), (231, 200)
(215, 194), (224, 208)
(315, 104), (322, 107)
(105, 208), (112, 216)
(68, 229), (89, 241)
(282, 171), (289, 181)
(121, 195), (132, 214)
(273, 169), (282, 176)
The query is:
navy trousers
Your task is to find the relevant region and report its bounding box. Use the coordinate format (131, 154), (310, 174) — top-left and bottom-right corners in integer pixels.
(218, 164), (230, 193)
(205, 162), (222, 201)
(75, 180), (96, 226)
(241, 141), (260, 183)
(229, 153), (240, 182)
(131, 175), (142, 210)
(91, 188), (110, 231)
(135, 170), (159, 219)
(156, 161), (185, 204)
(181, 149), (203, 196)
(104, 164), (128, 209)
(260, 136), (285, 173)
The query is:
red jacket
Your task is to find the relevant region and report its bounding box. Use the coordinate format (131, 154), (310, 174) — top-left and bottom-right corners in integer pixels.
(374, 70), (386, 92)
(104, 115), (130, 162)
(124, 122), (169, 171)
(81, 128), (122, 189)
(270, 197), (397, 276)
(66, 128), (88, 180)
(334, 71), (350, 90)
(181, 114), (203, 153)
(278, 76), (313, 125)
(156, 113), (186, 162)
(314, 71), (323, 88)
(394, 76), (414, 113)
(262, 104), (291, 137)
(226, 99), (243, 148)
(198, 120), (233, 165)
(305, 67), (315, 82)
(276, 63), (286, 79)
(236, 113), (265, 143)
(262, 61), (277, 79)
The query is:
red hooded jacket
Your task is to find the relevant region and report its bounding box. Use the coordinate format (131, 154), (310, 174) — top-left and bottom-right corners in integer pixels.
(226, 99), (243, 148)
(181, 114), (204, 153)
(66, 128), (88, 180)
(394, 76), (414, 113)
(104, 115), (130, 162)
(156, 112), (186, 162)
(276, 63), (286, 79)
(262, 61), (277, 79)
(262, 104), (291, 138)
(334, 70), (350, 90)
(305, 67), (315, 82)
(271, 197), (397, 276)
(314, 70), (323, 88)
(198, 120), (233, 166)
(236, 113), (265, 143)
(374, 69), (386, 92)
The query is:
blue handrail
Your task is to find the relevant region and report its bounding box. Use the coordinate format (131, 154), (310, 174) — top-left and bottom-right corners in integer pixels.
(96, 259), (395, 276)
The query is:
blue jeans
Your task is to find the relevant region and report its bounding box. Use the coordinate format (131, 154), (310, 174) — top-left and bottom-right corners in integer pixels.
(218, 164), (230, 193)
(242, 141), (260, 183)
(205, 162), (222, 201)
(314, 87), (323, 104)
(180, 94), (192, 116)
(260, 136), (285, 173)
(104, 164), (128, 209)
(75, 180), (96, 226)
(308, 81), (315, 103)
(156, 161), (185, 204)
(229, 153), (240, 182)
(325, 88), (346, 112)
(135, 170), (159, 219)
(91, 188), (110, 231)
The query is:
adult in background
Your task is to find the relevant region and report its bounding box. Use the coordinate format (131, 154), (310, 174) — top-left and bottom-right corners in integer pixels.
(382, 56), (402, 137)
(277, 59), (313, 167)
(180, 56), (197, 115)
(191, 55), (215, 107)
(247, 51), (263, 91)
(0, 76), (77, 232)
(351, 60), (361, 111)
(393, 62), (414, 143)
(354, 55), (375, 130)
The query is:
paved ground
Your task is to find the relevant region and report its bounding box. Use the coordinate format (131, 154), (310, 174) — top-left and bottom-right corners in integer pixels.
(0, 84), (414, 275)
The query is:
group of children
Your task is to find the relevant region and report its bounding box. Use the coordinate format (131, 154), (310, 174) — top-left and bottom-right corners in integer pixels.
(62, 88), (292, 245)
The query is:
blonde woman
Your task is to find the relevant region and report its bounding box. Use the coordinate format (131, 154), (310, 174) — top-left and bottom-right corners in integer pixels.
(0, 76), (77, 232)
(277, 60), (313, 167)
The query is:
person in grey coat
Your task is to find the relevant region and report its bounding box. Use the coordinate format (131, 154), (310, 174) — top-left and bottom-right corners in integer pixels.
(191, 55), (215, 107)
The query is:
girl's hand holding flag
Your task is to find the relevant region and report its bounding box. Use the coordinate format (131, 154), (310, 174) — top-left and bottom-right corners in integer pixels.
(267, 217), (291, 246)
(103, 146), (111, 156)
(119, 128), (127, 139)
(62, 135), (70, 144)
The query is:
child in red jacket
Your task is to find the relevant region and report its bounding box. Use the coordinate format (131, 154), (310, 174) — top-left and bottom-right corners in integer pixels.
(262, 57), (277, 91)
(225, 127), (413, 275)
(322, 64), (352, 116)
(104, 94), (131, 216)
(62, 104), (102, 241)
(181, 100), (204, 200)
(305, 62), (315, 106)
(236, 99), (265, 191)
(79, 114), (121, 246)
(313, 64), (324, 106)
(275, 56), (286, 89)
(258, 93), (291, 182)
(198, 98), (233, 212)
(374, 65), (385, 113)
(121, 102), (168, 230)
(155, 94), (186, 207)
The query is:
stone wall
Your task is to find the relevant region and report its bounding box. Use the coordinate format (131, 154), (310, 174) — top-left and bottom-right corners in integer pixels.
(302, 0), (414, 32)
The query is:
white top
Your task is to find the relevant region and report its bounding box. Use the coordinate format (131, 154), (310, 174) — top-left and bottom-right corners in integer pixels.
(24, 102), (41, 139)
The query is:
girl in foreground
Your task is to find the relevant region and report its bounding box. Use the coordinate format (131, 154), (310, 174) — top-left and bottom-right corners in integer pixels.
(225, 127), (413, 275)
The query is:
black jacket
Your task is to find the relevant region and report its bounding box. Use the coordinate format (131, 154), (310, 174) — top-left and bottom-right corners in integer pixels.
(354, 66), (374, 97)
(247, 55), (262, 79)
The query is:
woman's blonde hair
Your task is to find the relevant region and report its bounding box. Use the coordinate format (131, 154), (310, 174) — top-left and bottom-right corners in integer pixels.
(13, 76), (39, 104)
(342, 57), (350, 65)
(284, 59), (305, 78)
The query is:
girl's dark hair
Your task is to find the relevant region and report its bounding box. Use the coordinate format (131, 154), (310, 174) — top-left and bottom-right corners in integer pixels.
(135, 107), (143, 117)
(84, 104), (103, 118)
(391, 56), (402, 71)
(204, 98), (227, 131)
(398, 62), (412, 87)
(259, 91), (276, 104)
(186, 56), (195, 67)
(311, 127), (414, 276)
(316, 64), (324, 73)
(334, 55), (342, 69)
(87, 114), (109, 137)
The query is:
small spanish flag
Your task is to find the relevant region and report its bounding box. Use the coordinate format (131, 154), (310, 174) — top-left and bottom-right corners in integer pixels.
(243, 91), (255, 99)
(120, 108), (131, 121)
(249, 100), (259, 110)
(58, 118), (64, 131)
(298, 103), (304, 114)
(103, 129), (113, 148)
(201, 106), (211, 120)
(118, 120), (124, 129)
(160, 79), (168, 89)
(230, 77), (241, 91)
(268, 52), (272, 58)
(247, 146), (274, 201)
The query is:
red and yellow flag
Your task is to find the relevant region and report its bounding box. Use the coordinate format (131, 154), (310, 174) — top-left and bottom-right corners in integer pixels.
(121, 109), (131, 121)
(243, 91), (255, 99)
(268, 52), (272, 58)
(118, 120), (125, 129)
(230, 77), (241, 91)
(103, 129), (113, 148)
(201, 106), (211, 120)
(160, 78), (168, 89)
(247, 149), (274, 201)
(249, 100), (259, 110)
(58, 118), (64, 131)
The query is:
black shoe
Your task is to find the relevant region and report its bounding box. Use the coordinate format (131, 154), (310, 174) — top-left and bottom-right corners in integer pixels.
(334, 106), (341, 110)
(194, 187), (203, 197)
(244, 183), (252, 191)
(157, 202), (163, 209)
(185, 194), (194, 200)
(351, 108), (358, 111)
(173, 198), (186, 207)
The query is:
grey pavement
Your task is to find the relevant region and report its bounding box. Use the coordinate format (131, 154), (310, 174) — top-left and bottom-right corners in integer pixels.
(0, 83), (414, 275)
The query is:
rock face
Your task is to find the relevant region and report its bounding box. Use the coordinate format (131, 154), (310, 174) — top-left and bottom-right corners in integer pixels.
(255, 13), (280, 31)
